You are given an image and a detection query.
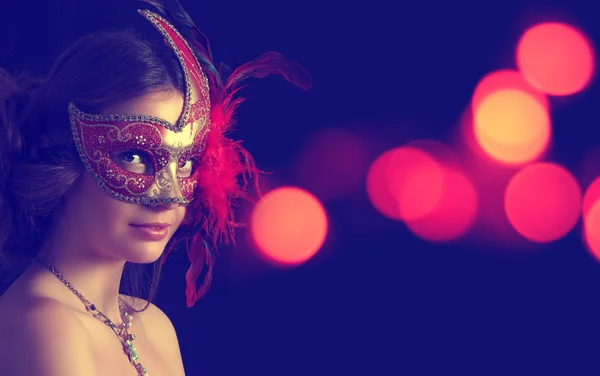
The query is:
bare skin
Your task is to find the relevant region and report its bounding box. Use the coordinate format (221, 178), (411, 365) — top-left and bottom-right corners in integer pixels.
(0, 91), (194, 375)
(0, 275), (185, 375)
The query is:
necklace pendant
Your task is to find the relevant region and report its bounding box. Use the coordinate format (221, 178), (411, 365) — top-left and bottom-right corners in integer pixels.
(125, 339), (138, 363)
(125, 339), (147, 375)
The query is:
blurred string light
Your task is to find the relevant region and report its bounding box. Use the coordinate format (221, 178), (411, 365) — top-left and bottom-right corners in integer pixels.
(517, 22), (594, 96)
(473, 89), (551, 165)
(583, 178), (600, 260)
(401, 140), (478, 241)
(247, 18), (599, 270)
(405, 166), (478, 242)
(367, 146), (445, 222)
(464, 69), (551, 167)
(471, 69), (549, 111)
(504, 163), (581, 243)
(250, 187), (328, 267)
(362, 19), (596, 249)
(366, 143), (478, 242)
(584, 200), (600, 260)
(582, 177), (600, 217)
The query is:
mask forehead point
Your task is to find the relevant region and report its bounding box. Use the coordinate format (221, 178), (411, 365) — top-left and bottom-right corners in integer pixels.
(137, 9), (211, 134)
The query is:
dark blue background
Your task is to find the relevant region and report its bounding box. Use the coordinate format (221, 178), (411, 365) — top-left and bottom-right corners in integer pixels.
(3, 0), (600, 374)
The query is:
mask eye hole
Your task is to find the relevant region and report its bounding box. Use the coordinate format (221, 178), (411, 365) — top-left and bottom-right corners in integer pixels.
(110, 149), (155, 175)
(178, 157), (199, 178)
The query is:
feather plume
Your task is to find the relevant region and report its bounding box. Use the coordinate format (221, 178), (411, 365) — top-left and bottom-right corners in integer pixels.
(136, 0), (311, 307)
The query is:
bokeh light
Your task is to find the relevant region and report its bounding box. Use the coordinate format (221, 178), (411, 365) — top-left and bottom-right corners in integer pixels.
(504, 163), (581, 243)
(251, 187), (328, 266)
(471, 69), (548, 113)
(584, 200), (600, 261)
(473, 89), (551, 164)
(582, 177), (600, 217)
(517, 22), (595, 96)
(406, 167), (478, 242)
(367, 149), (403, 220)
(367, 146), (445, 221)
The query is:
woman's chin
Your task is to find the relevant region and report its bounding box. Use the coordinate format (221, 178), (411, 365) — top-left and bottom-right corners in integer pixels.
(122, 245), (167, 264)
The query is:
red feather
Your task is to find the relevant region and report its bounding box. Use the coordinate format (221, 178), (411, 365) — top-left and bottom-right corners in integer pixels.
(138, 0), (311, 307)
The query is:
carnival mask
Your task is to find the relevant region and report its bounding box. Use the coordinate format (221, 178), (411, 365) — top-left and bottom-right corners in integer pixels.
(69, 10), (211, 206)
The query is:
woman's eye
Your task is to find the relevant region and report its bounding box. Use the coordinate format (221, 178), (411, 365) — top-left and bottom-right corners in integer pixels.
(179, 160), (192, 169)
(178, 159), (196, 177)
(110, 150), (154, 175)
(122, 151), (142, 164)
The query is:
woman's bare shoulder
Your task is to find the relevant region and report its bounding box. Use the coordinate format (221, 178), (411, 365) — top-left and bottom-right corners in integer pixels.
(0, 295), (99, 375)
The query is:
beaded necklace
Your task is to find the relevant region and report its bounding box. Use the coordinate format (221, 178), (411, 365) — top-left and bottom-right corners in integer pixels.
(32, 257), (148, 376)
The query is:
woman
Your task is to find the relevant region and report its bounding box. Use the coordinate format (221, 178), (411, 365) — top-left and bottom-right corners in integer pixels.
(0, 2), (310, 375)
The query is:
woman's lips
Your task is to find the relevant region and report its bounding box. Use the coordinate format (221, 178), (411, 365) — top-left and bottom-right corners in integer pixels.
(129, 223), (170, 241)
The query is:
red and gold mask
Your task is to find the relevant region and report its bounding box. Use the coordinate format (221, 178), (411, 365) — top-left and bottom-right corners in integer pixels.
(69, 9), (211, 206)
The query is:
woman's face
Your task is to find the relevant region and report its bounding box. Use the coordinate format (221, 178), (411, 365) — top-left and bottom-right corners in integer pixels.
(61, 91), (190, 263)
